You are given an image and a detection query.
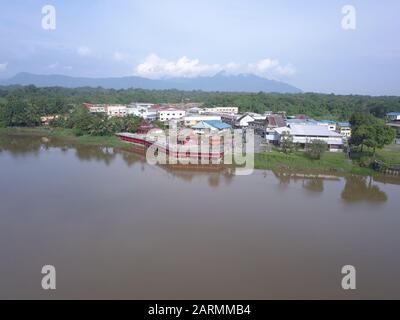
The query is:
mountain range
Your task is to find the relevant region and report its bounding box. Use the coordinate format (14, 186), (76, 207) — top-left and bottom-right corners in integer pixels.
(0, 72), (302, 93)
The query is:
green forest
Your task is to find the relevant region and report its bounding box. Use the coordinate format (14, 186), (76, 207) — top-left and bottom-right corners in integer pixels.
(1, 85), (400, 124)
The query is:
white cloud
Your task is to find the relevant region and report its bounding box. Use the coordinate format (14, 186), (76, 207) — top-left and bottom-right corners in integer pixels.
(133, 54), (295, 79)
(0, 62), (8, 72)
(48, 62), (73, 71)
(112, 51), (135, 65)
(224, 62), (241, 73)
(135, 54), (222, 78)
(248, 58), (296, 77)
(77, 46), (92, 56)
(48, 62), (59, 69)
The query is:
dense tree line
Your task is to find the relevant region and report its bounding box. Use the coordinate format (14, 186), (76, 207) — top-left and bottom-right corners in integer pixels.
(50, 106), (142, 136)
(0, 86), (400, 131)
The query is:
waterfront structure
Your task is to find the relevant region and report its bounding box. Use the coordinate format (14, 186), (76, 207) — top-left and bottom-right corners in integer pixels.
(183, 115), (221, 127)
(115, 132), (224, 163)
(274, 124), (344, 152)
(337, 122), (352, 138)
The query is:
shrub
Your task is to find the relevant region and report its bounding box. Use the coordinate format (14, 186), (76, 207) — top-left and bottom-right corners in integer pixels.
(306, 140), (328, 160)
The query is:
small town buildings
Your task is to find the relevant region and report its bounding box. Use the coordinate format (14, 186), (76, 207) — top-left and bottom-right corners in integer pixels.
(183, 115), (222, 127)
(274, 124), (345, 152)
(337, 122), (352, 138)
(205, 107), (239, 114)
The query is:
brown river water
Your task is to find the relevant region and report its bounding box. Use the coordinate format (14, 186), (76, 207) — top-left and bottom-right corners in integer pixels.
(0, 133), (399, 299)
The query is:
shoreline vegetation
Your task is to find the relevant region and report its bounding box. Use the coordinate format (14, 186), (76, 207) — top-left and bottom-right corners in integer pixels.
(2, 127), (399, 178)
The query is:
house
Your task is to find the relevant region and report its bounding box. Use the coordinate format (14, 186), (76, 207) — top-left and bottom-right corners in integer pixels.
(183, 115), (222, 127)
(249, 115), (286, 142)
(337, 122), (352, 138)
(274, 124), (344, 152)
(387, 112), (400, 122)
(205, 120), (232, 132)
(192, 120), (232, 134)
(235, 114), (256, 128)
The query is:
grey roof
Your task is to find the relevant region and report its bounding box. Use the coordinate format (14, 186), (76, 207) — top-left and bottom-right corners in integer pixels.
(275, 124), (342, 137)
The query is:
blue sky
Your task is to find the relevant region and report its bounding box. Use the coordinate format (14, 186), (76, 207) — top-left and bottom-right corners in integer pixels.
(1, 0), (400, 95)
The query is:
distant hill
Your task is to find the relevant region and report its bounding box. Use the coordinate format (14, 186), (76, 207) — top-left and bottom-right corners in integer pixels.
(1, 72), (302, 93)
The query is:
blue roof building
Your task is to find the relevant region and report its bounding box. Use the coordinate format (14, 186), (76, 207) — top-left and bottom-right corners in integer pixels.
(204, 120), (232, 130)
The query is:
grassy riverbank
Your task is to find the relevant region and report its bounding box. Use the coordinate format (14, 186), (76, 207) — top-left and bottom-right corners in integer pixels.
(254, 146), (400, 175)
(0, 127), (128, 148)
(254, 151), (376, 175)
(1, 127), (399, 176)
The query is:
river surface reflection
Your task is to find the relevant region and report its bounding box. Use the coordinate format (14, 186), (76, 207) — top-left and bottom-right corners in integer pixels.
(0, 134), (399, 299)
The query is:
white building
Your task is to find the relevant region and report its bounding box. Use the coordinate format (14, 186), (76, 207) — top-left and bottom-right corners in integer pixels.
(275, 124), (344, 152)
(106, 105), (128, 117)
(157, 108), (186, 122)
(387, 112), (400, 121)
(205, 107), (239, 114)
(88, 105), (106, 114)
(131, 103), (155, 109)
